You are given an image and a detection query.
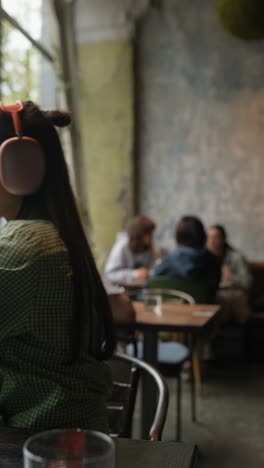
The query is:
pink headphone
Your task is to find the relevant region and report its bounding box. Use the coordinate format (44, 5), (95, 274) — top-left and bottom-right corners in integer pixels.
(0, 101), (45, 195)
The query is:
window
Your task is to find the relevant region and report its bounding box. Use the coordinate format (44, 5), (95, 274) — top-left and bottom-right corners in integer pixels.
(0, 0), (75, 193)
(0, 0), (56, 106)
(2, 0), (42, 40)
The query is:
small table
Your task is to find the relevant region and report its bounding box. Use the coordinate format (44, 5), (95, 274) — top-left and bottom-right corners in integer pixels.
(118, 302), (220, 437)
(0, 428), (198, 468)
(117, 438), (198, 468)
(131, 302), (219, 332)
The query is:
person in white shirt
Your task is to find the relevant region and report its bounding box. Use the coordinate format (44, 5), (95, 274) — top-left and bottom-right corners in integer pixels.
(105, 215), (156, 285)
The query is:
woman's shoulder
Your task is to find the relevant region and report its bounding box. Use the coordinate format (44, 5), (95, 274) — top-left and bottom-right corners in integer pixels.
(225, 245), (245, 263)
(0, 220), (67, 258)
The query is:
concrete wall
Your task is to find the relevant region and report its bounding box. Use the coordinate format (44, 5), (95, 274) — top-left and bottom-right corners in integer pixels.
(138, 0), (264, 259)
(79, 40), (134, 262)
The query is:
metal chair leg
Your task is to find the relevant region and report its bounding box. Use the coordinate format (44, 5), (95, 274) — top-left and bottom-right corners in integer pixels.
(190, 358), (197, 422)
(176, 373), (182, 441)
(133, 338), (138, 357)
(192, 348), (202, 393)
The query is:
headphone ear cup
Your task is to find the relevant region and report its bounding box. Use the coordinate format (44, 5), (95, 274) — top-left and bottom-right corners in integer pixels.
(0, 137), (46, 195)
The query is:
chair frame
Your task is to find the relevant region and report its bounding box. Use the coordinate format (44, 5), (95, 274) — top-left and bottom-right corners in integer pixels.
(126, 287), (196, 440)
(108, 352), (169, 441)
(147, 277), (213, 396)
(127, 287), (195, 305)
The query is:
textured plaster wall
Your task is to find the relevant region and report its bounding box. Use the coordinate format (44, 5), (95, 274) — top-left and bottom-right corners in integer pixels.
(79, 40), (134, 262)
(138, 0), (264, 259)
(76, 0), (150, 42)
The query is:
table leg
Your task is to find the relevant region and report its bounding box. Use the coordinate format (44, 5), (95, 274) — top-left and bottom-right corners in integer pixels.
(141, 329), (158, 439)
(190, 334), (199, 422)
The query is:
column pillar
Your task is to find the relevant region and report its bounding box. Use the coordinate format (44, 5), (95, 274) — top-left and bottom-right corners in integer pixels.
(75, 0), (149, 263)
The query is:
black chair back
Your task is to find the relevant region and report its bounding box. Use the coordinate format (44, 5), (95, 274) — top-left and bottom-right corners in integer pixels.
(107, 353), (169, 441)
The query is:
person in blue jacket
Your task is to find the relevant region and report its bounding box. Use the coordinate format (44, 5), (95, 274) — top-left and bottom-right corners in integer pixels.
(152, 216), (221, 299)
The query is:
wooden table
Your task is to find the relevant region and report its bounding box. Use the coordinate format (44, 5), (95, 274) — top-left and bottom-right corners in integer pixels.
(120, 302), (220, 438)
(132, 302), (219, 332)
(0, 428), (198, 468)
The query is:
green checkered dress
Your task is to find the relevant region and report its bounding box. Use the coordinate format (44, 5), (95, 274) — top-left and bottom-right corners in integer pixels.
(0, 220), (112, 432)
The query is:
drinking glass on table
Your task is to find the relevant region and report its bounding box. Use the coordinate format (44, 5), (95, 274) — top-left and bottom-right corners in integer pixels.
(23, 429), (115, 468)
(144, 293), (162, 316)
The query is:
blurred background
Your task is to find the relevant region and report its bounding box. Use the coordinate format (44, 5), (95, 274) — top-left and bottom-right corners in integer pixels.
(1, 0), (263, 266)
(1, 1), (264, 467)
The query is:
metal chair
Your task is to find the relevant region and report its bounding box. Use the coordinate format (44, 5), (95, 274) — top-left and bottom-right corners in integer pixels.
(126, 288), (194, 440)
(129, 287), (195, 305)
(147, 276), (214, 304)
(107, 352), (169, 441)
(148, 276), (214, 394)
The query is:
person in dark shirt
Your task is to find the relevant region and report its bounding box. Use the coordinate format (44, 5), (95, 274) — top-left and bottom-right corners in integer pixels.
(152, 216), (221, 298)
(207, 224), (252, 323)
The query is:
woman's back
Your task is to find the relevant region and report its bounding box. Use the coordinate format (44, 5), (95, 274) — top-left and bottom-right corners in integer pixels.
(0, 220), (111, 431)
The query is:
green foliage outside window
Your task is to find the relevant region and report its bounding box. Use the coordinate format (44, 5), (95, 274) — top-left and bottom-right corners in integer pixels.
(1, 20), (39, 103)
(0, 0), (43, 103)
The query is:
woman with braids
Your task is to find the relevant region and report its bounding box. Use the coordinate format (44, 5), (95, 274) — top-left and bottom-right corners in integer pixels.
(0, 101), (114, 431)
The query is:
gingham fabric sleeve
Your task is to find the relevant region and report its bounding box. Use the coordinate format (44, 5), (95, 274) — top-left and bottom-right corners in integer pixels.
(0, 224), (37, 340)
(0, 220), (111, 432)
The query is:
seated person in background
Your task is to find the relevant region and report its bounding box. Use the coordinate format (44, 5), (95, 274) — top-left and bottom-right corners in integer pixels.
(207, 225), (252, 323)
(105, 215), (157, 285)
(103, 277), (136, 353)
(207, 225), (252, 290)
(102, 277), (136, 324)
(152, 216), (221, 299)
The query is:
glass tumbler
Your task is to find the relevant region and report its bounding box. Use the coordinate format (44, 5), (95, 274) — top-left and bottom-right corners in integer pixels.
(144, 294), (162, 316)
(23, 429), (115, 468)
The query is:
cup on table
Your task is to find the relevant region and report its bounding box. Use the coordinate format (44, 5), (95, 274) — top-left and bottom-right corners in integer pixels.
(144, 294), (162, 316)
(23, 429), (115, 468)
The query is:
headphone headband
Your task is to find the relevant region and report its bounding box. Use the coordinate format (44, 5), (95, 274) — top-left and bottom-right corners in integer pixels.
(0, 101), (23, 136)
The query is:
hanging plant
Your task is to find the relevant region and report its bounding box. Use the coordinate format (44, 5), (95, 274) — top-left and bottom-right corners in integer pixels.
(216, 0), (264, 40)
